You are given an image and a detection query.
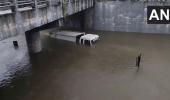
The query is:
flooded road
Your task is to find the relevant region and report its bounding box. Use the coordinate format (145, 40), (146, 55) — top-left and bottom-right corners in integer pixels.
(1, 31), (170, 100)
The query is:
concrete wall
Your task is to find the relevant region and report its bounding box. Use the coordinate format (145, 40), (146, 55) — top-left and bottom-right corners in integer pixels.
(0, 0), (94, 40)
(85, 0), (170, 34)
(61, 11), (85, 30)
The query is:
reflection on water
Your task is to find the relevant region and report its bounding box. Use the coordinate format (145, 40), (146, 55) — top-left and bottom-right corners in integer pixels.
(0, 35), (31, 87)
(1, 31), (170, 100)
(0, 52), (31, 87)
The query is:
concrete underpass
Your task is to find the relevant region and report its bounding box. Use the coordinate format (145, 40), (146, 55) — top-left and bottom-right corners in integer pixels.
(1, 0), (170, 100)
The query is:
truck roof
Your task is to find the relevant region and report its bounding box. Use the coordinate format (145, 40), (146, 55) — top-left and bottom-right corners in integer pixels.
(54, 31), (85, 37)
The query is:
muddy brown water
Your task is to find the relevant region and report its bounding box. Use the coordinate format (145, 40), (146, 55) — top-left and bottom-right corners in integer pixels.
(0, 31), (170, 100)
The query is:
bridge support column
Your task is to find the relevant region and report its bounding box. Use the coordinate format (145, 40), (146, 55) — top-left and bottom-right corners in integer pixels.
(25, 31), (42, 53)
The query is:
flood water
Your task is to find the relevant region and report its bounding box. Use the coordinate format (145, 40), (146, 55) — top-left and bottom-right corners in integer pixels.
(1, 30), (170, 100)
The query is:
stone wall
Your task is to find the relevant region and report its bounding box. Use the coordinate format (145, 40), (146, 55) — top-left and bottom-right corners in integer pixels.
(85, 0), (170, 34)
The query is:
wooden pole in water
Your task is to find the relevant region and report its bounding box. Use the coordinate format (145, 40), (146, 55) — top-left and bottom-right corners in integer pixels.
(136, 53), (142, 68)
(13, 41), (19, 48)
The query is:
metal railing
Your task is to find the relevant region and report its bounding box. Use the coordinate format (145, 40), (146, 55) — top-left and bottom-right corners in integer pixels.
(96, 0), (168, 2)
(0, 1), (13, 11)
(17, 0), (34, 11)
(36, 0), (48, 8)
(0, 0), (93, 14)
(50, 0), (61, 6)
(0, 0), (13, 15)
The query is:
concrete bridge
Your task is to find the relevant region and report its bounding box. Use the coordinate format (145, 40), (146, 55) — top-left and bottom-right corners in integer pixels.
(2, 0), (170, 53)
(0, 0), (94, 53)
(0, 0), (94, 39)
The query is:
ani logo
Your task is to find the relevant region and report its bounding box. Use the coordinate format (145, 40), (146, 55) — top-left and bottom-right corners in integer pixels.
(147, 6), (170, 24)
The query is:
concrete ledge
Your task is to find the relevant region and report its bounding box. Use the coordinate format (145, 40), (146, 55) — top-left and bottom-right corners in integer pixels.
(37, 4), (48, 9)
(18, 7), (33, 12)
(0, 9), (12, 15)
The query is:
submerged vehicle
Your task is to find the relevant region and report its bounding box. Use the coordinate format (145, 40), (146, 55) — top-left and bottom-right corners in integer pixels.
(50, 31), (99, 45)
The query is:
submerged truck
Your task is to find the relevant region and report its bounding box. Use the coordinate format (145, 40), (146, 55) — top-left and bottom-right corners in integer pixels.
(50, 31), (99, 45)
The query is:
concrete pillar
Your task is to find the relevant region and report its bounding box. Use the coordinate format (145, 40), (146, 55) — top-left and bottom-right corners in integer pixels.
(25, 31), (42, 53)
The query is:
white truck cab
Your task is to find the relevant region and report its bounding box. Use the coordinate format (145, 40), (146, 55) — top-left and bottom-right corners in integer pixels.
(79, 34), (99, 45)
